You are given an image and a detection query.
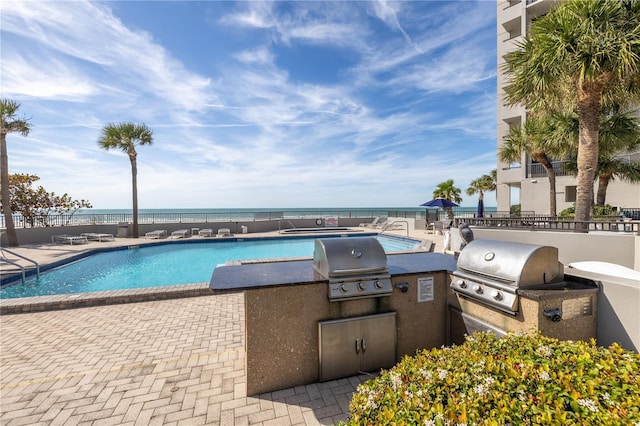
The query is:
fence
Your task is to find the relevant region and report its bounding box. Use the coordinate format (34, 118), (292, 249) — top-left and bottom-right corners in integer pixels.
(0, 209), (429, 229)
(458, 216), (639, 234)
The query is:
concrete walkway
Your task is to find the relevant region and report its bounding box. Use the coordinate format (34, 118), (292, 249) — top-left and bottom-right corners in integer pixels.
(1, 225), (445, 425)
(1, 292), (375, 425)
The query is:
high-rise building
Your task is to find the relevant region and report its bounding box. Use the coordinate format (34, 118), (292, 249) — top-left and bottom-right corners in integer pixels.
(496, 0), (640, 214)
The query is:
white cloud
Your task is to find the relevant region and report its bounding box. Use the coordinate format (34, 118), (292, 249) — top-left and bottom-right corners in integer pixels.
(1, 0), (213, 113)
(1, 0), (498, 208)
(1, 52), (96, 100)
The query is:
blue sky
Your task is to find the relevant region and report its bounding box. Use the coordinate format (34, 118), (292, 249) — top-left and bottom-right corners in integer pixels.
(1, 0), (497, 209)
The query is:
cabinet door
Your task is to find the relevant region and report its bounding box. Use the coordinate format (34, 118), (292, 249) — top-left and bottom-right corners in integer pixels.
(319, 318), (361, 381)
(360, 312), (396, 373)
(319, 312), (397, 381)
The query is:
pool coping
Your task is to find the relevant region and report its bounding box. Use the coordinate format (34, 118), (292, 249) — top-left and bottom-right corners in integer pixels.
(0, 283), (216, 315)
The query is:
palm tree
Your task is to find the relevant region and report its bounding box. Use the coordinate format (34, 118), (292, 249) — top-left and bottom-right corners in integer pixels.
(552, 106), (640, 206)
(433, 179), (462, 219)
(500, 115), (570, 217)
(503, 0), (640, 229)
(466, 170), (496, 218)
(98, 123), (153, 238)
(592, 157), (640, 206)
(1, 99), (32, 247)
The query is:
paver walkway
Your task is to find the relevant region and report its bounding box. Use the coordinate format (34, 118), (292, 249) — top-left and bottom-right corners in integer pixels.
(0, 293), (369, 425)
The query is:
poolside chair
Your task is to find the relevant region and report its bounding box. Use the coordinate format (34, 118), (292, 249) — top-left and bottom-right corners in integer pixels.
(217, 228), (232, 237)
(81, 233), (114, 242)
(432, 221), (445, 235)
(359, 217), (381, 227)
(145, 230), (167, 239)
(52, 234), (88, 245)
(170, 229), (191, 239)
(198, 229), (213, 237)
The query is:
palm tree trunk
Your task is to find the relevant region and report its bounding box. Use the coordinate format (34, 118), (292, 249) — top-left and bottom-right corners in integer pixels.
(130, 155), (139, 238)
(536, 154), (557, 217)
(1, 133), (18, 246)
(575, 87), (602, 231)
(596, 172), (611, 206)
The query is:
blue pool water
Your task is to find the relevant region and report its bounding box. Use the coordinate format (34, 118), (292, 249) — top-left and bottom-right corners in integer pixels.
(1, 235), (420, 298)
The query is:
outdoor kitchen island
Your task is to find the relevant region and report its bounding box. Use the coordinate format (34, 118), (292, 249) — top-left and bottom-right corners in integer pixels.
(209, 244), (457, 396)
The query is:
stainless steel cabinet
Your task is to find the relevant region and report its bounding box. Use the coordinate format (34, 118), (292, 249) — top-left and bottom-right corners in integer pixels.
(318, 312), (396, 381)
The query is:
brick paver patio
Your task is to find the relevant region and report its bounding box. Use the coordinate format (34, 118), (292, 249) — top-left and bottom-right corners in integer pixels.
(0, 293), (369, 425)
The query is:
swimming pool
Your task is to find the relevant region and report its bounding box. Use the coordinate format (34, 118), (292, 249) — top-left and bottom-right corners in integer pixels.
(1, 235), (420, 298)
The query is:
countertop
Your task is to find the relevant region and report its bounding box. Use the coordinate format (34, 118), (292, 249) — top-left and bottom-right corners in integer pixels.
(209, 252), (457, 291)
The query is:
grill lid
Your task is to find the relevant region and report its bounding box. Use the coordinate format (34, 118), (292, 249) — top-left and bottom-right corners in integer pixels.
(313, 237), (388, 278)
(455, 239), (564, 287)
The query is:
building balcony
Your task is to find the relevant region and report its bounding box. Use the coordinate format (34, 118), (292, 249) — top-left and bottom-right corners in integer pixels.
(498, 164), (524, 184)
(527, 160), (572, 178)
(499, 1), (522, 33)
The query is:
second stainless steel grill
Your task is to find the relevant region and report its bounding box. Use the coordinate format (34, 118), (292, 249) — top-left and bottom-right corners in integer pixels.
(450, 239), (565, 313)
(313, 237), (393, 301)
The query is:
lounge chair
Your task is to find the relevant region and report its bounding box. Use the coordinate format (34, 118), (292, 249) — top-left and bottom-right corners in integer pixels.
(145, 230), (167, 239)
(198, 229), (213, 237)
(52, 234), (88, 245)
(360, 217), (382, 228)
(81, 233), (114, 242)
(217, 228), (232, 237)
(170, 229), (191, 239)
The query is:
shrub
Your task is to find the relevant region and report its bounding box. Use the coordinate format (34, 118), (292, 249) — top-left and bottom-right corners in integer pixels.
(559, 204), (618, 218)
(344, 332), (640, 425)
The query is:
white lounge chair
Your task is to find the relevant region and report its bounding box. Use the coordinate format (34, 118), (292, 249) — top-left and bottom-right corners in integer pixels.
(81, 233), (114, 242)
(52, 234), (88, 245)
(217, 228), (232, 237)
(171, 229), (191, 239)
(145, 230), (167, 239)
(360, 217), (382, 228)
(198, 229), (213, 237)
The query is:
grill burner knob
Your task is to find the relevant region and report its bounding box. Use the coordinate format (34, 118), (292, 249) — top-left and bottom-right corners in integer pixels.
(374, 280), (383, 289)
(358, 281), (367, 291)
(472, 284), (483, 294)
(340, 284), (348, 293)
(491, 290), (503, 301)
(455, 279), (467, 289)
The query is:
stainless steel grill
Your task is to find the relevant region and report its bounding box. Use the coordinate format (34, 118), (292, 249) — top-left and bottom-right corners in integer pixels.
(313, 237), (393, 301)
(450, 239), (564, 313)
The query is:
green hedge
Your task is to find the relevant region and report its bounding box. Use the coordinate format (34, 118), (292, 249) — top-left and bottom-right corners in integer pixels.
(344, 332), (640, 425)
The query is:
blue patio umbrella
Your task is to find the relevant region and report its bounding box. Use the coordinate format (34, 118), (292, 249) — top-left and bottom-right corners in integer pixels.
(477, 197), (484, 218)
(420, 198), (459, 208)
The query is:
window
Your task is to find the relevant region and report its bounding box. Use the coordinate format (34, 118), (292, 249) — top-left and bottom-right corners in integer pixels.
(565, 186), (577, 202)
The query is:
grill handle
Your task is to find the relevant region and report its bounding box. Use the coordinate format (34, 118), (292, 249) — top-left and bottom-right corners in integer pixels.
(331, 267), (387, 276)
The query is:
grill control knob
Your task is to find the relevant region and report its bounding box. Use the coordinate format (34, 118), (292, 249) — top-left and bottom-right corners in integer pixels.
(340, 284), (348, 293)
(374, 280), (383, 289)
(455, 279), (467, 289)
(358, 281), (367, 291)
(491, 290), (503, 301)
(472, 284), (483, 294)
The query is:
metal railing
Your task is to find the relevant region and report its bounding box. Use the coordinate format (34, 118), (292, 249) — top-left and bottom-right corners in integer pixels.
(1, 209), (430, 229)
(0, 248), (40, 284)
(527, 161), (572, 178)
(458, 216), (639, 234)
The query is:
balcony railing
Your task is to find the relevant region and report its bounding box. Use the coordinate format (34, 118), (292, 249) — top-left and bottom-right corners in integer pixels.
(527, 160), (572, 178)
